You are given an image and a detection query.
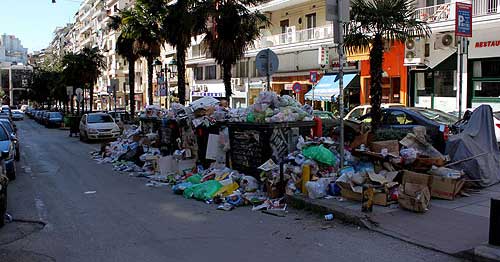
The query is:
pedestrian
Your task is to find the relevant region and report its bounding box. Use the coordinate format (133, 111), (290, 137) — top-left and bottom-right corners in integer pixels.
(69, 116), (79, 137)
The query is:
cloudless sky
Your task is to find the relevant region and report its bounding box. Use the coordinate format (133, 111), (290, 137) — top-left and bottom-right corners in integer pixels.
(0, 0), (81, 53)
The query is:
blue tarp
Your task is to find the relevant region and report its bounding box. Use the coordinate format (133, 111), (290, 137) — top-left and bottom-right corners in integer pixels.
(305, 74), (357, 101)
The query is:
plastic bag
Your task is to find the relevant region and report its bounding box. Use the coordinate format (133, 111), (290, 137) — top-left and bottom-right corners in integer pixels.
(400, 148), (418, 164)
(240, 176), (259, 192)
(302, 145), (336, 166)
(186, 174), (202, 184)
(216, 182), (240, 197)
(305, 179), (329, 199)
(183, 180), (222, 200)
(172, 182), (193, 194)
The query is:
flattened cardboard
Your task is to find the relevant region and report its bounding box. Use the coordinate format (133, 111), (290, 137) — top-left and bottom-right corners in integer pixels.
(431, 176), (465, 200)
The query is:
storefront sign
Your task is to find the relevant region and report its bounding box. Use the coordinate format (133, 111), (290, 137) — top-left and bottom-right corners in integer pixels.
(191, 91), (224, 97)
(318, 46), (330, 66)
(455, 2), (472, 37)
(309, 71), (318, 83)
(284, 83), (293, 90)
(468, 28), (500, 59)
(191, 83), (225, 97)
(474, 40), (500, 48)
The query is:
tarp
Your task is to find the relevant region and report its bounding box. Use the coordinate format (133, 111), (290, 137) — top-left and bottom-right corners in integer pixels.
(304, 74), (357, 101)
(446, 105), (500, 187)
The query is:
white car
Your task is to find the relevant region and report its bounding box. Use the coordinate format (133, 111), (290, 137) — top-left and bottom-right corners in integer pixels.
(79, 113), (121, 141)
(493, 112), (500, 143)
(345, 103), (405, 120)
(11, 110), (24, 121)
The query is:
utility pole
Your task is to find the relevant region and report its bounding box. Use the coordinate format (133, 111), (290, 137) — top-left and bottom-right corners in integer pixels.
(9, 67), (13, 107)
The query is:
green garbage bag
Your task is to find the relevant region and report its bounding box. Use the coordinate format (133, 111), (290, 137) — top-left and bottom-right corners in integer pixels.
(183, 180), (222, 201)
(302, 145), (336, 166)
(186, 174), (202, 184)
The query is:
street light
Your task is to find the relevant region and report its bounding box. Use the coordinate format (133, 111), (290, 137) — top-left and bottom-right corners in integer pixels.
(168, 58), (177, 78)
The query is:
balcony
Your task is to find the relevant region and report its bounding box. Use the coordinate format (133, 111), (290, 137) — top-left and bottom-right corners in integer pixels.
(255, 24), (333, 49)
(414, 0), (500, 23)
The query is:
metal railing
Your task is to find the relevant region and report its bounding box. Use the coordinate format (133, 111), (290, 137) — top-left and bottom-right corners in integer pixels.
(256, 24), (333, 49)
(414, 0), (500, 23)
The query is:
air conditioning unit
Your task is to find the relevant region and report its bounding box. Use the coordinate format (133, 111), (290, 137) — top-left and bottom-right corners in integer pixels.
(434, 32), (455, 50)
(286, 26), (296, 43)
(404, 38), (425, 66)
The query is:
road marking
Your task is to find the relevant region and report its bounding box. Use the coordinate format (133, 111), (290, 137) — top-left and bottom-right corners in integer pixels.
(84, 191), (96, 194)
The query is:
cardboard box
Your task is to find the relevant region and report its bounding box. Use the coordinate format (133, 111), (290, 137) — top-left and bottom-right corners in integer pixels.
(370, 140), (399, 155)
(431, 176), (465, 200)
(398, 170), (433, 213)
(339, 184), (395, 206)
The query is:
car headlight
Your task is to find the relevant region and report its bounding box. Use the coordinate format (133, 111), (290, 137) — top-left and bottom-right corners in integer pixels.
(88, 128), (98, 133)
(112, 126), (120, 132)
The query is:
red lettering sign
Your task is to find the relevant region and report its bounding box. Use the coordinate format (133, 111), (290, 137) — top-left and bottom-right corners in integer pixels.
(474, 40), (500, 48)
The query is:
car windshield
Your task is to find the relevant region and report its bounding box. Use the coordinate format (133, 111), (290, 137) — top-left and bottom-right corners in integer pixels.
(87, 114), (114, 123)
(0, 126), (9, 141)
(494, 112), (500, 120)
(50, 112), (63, 118)
(314, 112), (333, 119)
(0, 122), (13, 133)
(415, 108), (458, 125)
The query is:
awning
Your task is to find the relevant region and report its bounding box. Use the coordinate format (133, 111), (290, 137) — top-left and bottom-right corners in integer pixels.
(305, 73), (357, 101)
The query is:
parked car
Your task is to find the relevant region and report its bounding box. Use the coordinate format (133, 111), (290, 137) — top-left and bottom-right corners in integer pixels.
(0, 170), (7, 227)
(0, 119), (19, 161)
(45, 112), (64, 128)
(11, 110), (24, 121)
(0, 124), (16, 180)
(358, 107), (458, 153)
(79, 113), (121, 141)
(20, 105), (29, 112)
(313, 110), (337, 136)
(345, 103), (405, 121)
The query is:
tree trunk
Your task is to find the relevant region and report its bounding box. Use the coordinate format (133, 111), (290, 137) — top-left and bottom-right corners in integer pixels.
(223, 62), (232, 101)
(177, 45), (187, 105)
(147, 56), (154, 106)
(89, 83), (94, 113)
(128, 57), (136, 119)
(370, 34), (384, 131)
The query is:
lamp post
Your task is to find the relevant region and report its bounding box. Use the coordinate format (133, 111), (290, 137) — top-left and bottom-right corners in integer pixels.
(153, 59), (163, 107)
(167, 58), (177, 108)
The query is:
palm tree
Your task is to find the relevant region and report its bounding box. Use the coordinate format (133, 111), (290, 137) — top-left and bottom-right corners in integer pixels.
(109, 10), (142, 118)
(62, 52), (83, 114)
(161, 0), (209, 105)
(79, 47), (105, 112)
(345, 0), (430, 130)
(205, 0), (269, 101)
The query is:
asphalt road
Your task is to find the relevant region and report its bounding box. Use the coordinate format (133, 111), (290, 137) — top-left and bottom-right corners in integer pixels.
(0, 119), (464, 262)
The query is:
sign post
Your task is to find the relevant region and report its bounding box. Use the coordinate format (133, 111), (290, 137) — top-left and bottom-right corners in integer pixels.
(309, 71), (318, 103)
(256, 49), (279, 91)
(111, 78), (118, 114)
(455, 2), (472, 119)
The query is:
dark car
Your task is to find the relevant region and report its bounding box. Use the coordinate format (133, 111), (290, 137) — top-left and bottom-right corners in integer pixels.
(0, 124), (16, 180)
(0, 171), (7, 227)
(45, 112), (64, 128)
(359, 107), (458, 153)
(0, 119), (19, 161)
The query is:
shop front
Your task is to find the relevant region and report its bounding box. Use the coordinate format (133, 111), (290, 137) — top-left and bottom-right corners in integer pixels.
(304, 73), (360, 111)
(468, 26), (500, 111)
(358, 41), (408, 106)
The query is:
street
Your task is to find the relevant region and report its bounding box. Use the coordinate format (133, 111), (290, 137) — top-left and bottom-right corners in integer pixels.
(0, 119), (462, 262)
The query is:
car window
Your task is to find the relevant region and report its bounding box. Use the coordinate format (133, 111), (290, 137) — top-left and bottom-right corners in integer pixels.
(0, 122), (13, 133)
(87, 114), (114, 123)
(349, 108), (363, 120)
(383, 110), (414, 125)
(0, 126), (9, 141)
(50, 112), (63, 118)
(416, 108), (458, 125)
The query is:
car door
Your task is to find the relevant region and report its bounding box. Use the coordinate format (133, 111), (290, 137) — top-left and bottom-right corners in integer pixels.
(381, 110), (420, 132)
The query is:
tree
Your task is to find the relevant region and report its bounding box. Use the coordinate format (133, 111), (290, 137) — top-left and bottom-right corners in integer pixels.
(109, 9), (143, 118)
(345, 0), (430, 130)
(205, 0), (268, 101)
(161, 0), (209, 105)
(79, 47), (105, 112)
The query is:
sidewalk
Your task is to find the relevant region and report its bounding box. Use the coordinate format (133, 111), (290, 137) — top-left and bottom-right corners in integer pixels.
(288, 183), (500, 261)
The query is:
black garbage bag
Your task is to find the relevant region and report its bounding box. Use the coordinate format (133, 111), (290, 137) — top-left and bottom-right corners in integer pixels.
(118, 145), (144, 166)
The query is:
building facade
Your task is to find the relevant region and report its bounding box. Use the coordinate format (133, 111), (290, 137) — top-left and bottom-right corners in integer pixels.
(0, 34), (28, 65)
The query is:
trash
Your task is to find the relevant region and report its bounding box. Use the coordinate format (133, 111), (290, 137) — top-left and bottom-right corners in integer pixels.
(400, 148), (418, 165)
(186, 174), (202, 184)
(183, 180), (223, 201)
(302, 145), (336, 166)
(370, 140), (400, 155)
(305, 179), (328, 199)
(258, 159), (279, 172)
(217, 203), (235, 211)
(398, 170), (432, 213)
(172, 182), (193, 194)
(240, 176), (259, 192)
(324, 214), (334, 221)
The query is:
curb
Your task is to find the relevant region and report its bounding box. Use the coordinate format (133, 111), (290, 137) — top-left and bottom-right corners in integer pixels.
(286, 194), (373, 228)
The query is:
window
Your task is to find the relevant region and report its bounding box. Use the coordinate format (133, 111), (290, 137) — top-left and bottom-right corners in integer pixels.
(434, 70), (455, 97)
(474, 81), (500, 98)
(0, 126), (9, 141)
(306, 13), (317, 39)
(194, 67), (203, 80)
(382, 110), (414, 125)
(348, 108), (364, 120)
(205, 65), (216, 80)
(236, 61), (248, 78)
(191, 44), (201, 58)
(87, 114), (114, 123)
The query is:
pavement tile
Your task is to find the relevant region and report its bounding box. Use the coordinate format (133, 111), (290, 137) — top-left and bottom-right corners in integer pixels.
(455, 204), (491, 218)
(477, 200), (491, 208)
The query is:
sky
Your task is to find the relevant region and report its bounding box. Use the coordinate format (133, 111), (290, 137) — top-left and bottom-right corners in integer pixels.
(0, 0), (81, 53)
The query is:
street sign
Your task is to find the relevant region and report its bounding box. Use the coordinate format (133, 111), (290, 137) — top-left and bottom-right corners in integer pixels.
(309, 71), (318, 83)
(456, 2), (472, 37)
(318, 46), (330, 66)
(75, 88), (83, 103)
(110, 79), (118, 96)
(292, 82), (302, 93)
(66, 86), (73, 96)
(256, 49), (279, 76)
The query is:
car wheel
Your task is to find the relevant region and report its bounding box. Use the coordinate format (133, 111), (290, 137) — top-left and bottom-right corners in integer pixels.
(15, 148), (20, 162)
(6, 165), (16, 181)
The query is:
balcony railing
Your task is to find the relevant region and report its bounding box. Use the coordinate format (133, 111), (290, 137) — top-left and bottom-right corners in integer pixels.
(414, 0), (500, 23)
(256, 24), (333, 49)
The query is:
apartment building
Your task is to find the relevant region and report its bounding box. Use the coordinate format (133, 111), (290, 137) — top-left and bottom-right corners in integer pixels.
(405, 0), (500, 112)
(186, 0), (361, 109)
(0, 34), (28, 65)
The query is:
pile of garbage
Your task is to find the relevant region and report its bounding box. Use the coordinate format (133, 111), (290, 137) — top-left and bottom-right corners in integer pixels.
(241, 92), (314, 123)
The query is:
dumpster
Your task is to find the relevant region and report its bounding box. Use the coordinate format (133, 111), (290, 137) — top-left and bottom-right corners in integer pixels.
(226, 121), (315, 177)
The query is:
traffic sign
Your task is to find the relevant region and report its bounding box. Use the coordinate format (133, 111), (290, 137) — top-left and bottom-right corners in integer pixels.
(292, 82), (302, 93)
(309, 71), (318, 83)
(110, 79), (118, 96)
(456, 2), (472, 37)
(256, 49), (279, 76)
(66, 86), (73, 96)
(75, 88), (83, 102)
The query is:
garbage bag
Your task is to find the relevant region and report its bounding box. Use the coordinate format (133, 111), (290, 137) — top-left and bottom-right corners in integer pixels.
(240, 176), (259, 192)
(186, 174), (202, 184)
(183, 180), (223, 200)
(172, 182), (193, 194)
(302, 145), (336, 166)
(305, 179), (329, 199)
